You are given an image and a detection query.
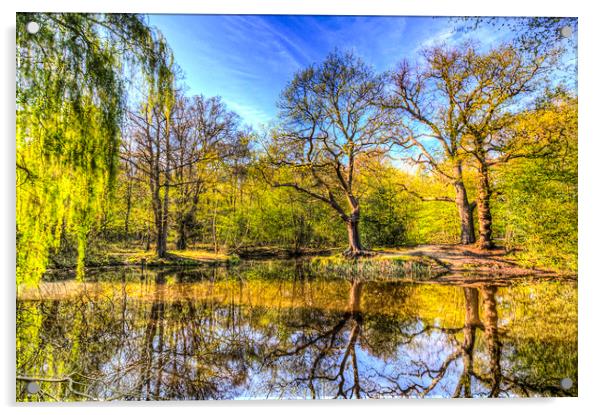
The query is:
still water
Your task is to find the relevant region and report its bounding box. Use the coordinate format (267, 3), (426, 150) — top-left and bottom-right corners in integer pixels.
(16, 260), (577, 401)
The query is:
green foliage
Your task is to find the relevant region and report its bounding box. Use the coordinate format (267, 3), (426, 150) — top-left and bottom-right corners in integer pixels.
(196, 173), (344, 250)
(16, 18), (578, 281)
(500, 282), (577, 392)
(310, 254), (445, 280)
(16, 13), (174, 284)
(361, 180), (408, 247)
(494, 96), (577, 271)
(396, 172), (467, 245)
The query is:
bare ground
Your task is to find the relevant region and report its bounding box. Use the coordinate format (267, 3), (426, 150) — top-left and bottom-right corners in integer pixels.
(381, 244), (576, 285)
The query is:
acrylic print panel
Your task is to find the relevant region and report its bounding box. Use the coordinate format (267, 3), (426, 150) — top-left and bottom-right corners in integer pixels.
(15, 13), (578, 401)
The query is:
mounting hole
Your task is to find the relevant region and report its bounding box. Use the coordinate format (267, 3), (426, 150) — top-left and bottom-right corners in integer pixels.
(560, 26), (573, 38)
(560, 377), (573, 390)
(26, 21), (40, 34)
(26, 381), (40, 394)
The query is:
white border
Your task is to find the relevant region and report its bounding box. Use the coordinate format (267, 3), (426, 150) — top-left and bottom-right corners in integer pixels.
(2, 1), (600, 415)
(7, 0), (583, 16)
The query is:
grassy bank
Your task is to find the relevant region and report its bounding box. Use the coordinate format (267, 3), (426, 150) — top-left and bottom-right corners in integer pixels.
(45, 242), (570, 281)
(310, 253), (448, 281)
(48, 245), (239, 271)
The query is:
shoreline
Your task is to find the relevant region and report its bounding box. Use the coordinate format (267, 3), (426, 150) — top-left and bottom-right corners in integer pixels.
(39, 244), (576, 285)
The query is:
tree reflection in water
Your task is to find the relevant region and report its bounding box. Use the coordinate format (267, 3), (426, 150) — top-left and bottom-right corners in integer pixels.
(16, 262), (577, 401)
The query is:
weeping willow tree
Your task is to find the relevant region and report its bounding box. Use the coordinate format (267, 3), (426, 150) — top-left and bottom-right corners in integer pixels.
(16, 13), (174, 285)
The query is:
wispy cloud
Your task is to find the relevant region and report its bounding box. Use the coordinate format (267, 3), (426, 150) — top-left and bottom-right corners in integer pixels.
(148, 15), (573, 129)
(223, 99), (273, 129)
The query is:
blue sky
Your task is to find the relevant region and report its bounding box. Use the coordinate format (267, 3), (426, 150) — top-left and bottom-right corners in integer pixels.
(146, 15), (573, 129)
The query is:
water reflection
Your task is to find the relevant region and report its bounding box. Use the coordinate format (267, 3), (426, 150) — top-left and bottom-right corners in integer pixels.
(16, 262), (577, 401)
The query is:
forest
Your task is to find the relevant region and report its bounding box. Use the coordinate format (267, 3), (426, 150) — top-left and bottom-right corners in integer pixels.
(16, 14), (578, 286)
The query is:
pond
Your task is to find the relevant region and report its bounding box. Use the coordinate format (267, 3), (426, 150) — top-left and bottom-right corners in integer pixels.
(16, 260), (577, 401)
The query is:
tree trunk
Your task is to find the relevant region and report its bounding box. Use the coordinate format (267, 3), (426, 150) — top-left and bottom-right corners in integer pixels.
(176, 217), (187, 250)
(455, 287), (481, 397)
(157, 111), (172, 259)
(158, 189), (169, 258)
(156, 129), (172, 259)
(453, 163), (476, 245)
(124, 183), (132, 239)
(156, 222), (167, 258)
(152, 184), (168, 258)
(345, 215), (364, 257)
(348, 279), (363, 314)
(177, 193), (200, 251)
(476, 162), (494, 250)
(464, 287), (481, 327)
(481, 286), (501, 397)
(212, 197), (219, 254)
(145, 223), (151, 251)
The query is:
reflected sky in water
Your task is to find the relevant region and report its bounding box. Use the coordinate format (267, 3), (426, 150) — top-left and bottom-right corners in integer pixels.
(16, 261), (577, 401)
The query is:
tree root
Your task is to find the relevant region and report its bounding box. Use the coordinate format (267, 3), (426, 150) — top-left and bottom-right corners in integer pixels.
(342, 248), (376, 259)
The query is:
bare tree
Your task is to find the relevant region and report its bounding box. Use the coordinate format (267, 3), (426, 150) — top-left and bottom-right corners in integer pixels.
(388, 43), (558, 248)
(387, 47), (477, 244)
(266, 51), (394, 257)
(170, 95), (242, 250)
(125, 101), (172, 257)
(123, 90), (245, 256)
(447, 44), (559, 248)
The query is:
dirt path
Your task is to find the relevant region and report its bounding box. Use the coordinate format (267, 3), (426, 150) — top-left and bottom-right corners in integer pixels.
(382, 244), (575, 284)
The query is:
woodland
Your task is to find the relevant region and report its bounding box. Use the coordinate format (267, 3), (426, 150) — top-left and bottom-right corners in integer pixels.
(16, 14), (578, 285)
